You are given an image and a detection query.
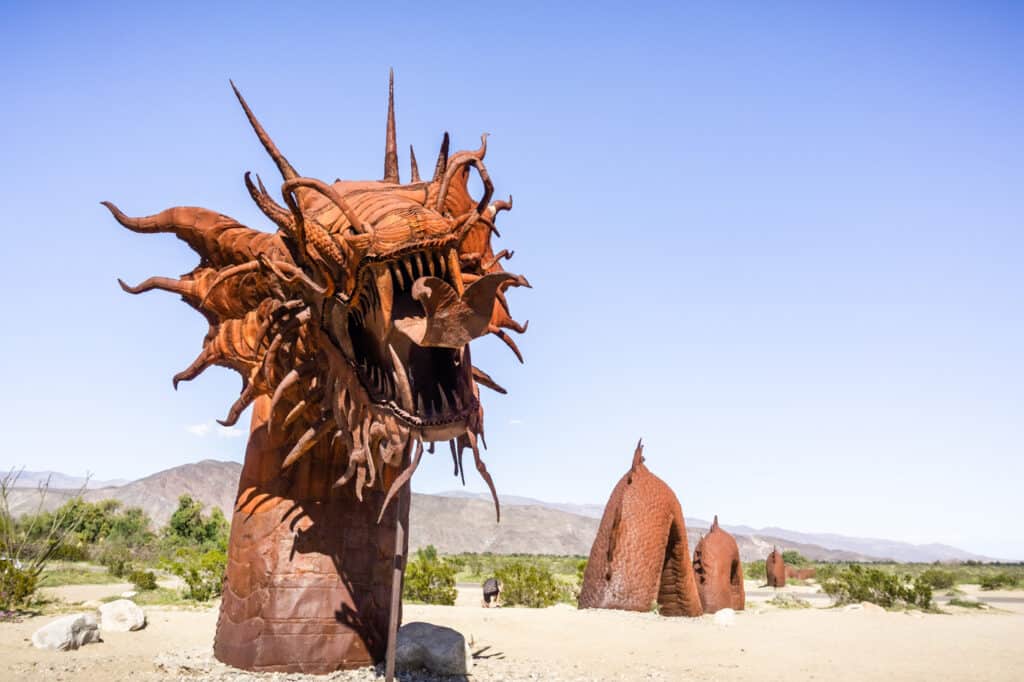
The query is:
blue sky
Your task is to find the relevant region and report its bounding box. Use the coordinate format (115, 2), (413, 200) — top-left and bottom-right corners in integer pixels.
(1, 2), (1021, 558)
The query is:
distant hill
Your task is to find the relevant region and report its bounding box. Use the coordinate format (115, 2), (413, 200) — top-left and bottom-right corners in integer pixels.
(6, 460), (242, 527)
(5, 461), (998, 562)
(6, 470), (128, 490)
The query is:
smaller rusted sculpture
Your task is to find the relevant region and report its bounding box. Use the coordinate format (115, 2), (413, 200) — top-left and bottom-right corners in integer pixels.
(578, 441), (702, 617)
(692, 515), (745, 613)
(765, 546), (786, 587)
(785, 566), (816, 581)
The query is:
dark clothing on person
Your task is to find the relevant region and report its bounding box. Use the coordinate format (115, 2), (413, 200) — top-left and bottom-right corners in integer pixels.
(482, 577), (500, 604)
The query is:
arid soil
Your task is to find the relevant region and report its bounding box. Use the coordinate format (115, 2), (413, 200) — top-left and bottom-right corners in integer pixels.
(2, 581), (1021, 681)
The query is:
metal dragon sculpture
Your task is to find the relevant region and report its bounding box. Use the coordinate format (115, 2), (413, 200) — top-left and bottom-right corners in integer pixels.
(106, 72), (528, 673)
(578, 441), (703, 617)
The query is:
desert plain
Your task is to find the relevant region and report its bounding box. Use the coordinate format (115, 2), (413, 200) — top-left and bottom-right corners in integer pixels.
(2, 580), (1021, 681)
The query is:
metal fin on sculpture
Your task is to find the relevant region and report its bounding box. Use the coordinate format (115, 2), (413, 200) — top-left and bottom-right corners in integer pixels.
(409, 145), (420, 182)
(432, 132), (450, 182)
(383, 69), (399, 183)
(378, 439), (423, 523)
(230, 80), (298, 181)
(631, 438), (644, 470)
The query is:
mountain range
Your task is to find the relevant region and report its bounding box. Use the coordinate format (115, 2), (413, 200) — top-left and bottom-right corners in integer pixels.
(5, 461), (998, 562)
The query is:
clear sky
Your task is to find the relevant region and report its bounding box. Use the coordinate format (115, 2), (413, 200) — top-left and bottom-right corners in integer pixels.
(1, 2), (1021, 558)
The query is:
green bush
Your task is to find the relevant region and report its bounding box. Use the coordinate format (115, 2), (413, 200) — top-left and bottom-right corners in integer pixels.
(495, 560), (565, 608)
(918, 568), (957, 590)
(166, 496), (229, 550)
(782, 550), (809, 566)
(403, 546), (456, 605)
(980, 572), (1018, 591)
(822, 564), (932, 609)
(163, 548), (226, 601)
(96, 542), (133, 578)
(0, 559), (38, 611)
(129, 569), (158, 591)
(745, 559), (766, 581)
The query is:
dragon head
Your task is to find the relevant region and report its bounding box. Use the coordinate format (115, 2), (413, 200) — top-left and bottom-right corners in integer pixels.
(106, 72), (527, 519)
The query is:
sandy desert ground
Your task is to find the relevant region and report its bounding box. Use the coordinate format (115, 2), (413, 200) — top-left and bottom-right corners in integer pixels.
(2, 581), (1022, 681)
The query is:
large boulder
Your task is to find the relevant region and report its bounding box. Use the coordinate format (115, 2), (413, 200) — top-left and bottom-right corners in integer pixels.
(395, 622), (472, 675)
(31, 613), (102, 651)
(98, 599), (147, 632)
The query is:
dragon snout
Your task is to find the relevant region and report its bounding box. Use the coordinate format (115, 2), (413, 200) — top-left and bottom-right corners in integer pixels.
(394, 272), (521, 348)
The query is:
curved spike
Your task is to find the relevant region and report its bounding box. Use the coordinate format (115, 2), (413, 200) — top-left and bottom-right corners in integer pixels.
(383, 69), (399, 183)
(117, 276), (196, 298)
(499, 318), (529, 334)
(281, 419), (332, 469)
(434, 136), (494, 214)
(172, 346), (215, 389)
(631, 439), (644, 470)
(488, 325), (524, 363)
(281, 177), (373, 236)
(468, 432), (500, 523)
(199, 261), (262, 308)
(217, 383), (256, 427)
(471, 366), (507, 395)
(230, 80), (297, 181)
(432, 132), (450, 183)
(377, 439), (423, 523)
(409, 145), (420, 183)
(244, 172), (293, 231)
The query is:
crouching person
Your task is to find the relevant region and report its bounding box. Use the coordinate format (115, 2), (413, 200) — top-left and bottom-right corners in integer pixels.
(482, 577), (502, 607)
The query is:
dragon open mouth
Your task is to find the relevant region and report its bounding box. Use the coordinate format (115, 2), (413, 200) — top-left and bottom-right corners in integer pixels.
(343, 247), (480, 431)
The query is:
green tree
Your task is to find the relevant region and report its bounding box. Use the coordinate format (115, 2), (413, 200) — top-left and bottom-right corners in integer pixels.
(403, 545), (457, 605)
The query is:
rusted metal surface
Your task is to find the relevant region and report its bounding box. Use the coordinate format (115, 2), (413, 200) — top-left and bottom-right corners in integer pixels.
(108, 72), (527, 672)
(766, 546), (786, 587)
(692, 515), (745, 613)
(578, 441), (703, 617)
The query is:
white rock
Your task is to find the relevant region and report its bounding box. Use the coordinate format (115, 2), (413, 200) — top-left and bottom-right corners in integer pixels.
(99, 599), (146, 632)
(31, 613), (102, 651)
(120, 590), (138, 598)
(395, 621), (472, 675)
(712, 608), (736, 625)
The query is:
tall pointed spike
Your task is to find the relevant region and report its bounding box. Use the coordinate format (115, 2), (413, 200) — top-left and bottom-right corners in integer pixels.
(229, 80), (297, 181)
(383, 69), (399, 183)
(409, 145), (421, 182)
(431, 132), (450, 183)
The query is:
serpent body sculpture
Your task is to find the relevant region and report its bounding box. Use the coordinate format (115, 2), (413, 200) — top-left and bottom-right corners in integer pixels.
(107, 73), (527, 673)
(692, 515), (745, 613)
(766, 546), (786, 587)
(578, 441), (703, 617)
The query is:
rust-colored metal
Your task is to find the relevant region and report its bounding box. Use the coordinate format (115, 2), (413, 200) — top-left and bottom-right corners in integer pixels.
(107, 73), (527, 673)
(692, 515), (745, 613)
(578, 441), (703, 617)
(765, 546), (786, 587)
(785, 566), (816, 581)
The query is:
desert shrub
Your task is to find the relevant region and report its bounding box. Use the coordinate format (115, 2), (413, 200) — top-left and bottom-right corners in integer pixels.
(163, 548), (226, 601)
(918, 568), (957, 590)
(948, 597), (985, 609)
(575, 559), (587, 586)
(822, 564), (932, 609)
(495, 560), (564, 608)
(96, 542), (133, 578)
(768, 593), (811, 609)
(782, 550), (809, 566)
(745, 559), (766, 581)
(980, 572), (1018, 591)
(129, 569), (158, 591)
(0, 469), (90, 608)
(0, 559), (38, 611)
(403, 545), (456, 605)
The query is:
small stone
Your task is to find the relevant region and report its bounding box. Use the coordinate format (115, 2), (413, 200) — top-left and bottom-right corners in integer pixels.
(31, 613), (102, 651)
(713, 608), (736, 625)
(99, 599), (146, 632)
(120, 590), (138, 598)
(395, 621), (472, 675)
(843, 603), (863, 612)
(859, 601), (886, 614)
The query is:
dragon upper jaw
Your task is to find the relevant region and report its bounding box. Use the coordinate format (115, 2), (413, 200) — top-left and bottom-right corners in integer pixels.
(339, 246), (500, 439)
